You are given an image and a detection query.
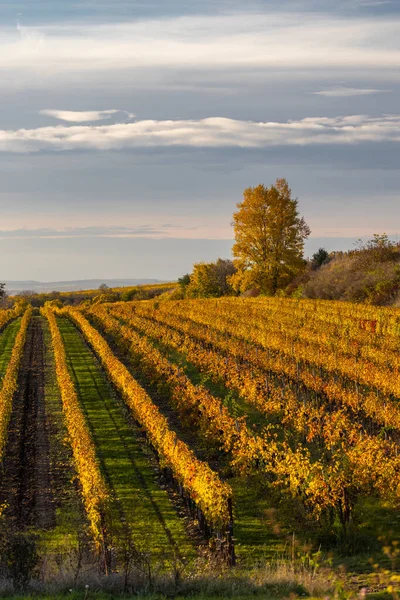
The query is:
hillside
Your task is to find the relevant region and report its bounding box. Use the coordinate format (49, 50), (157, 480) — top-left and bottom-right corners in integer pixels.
(0, 296), (399, 595)
(301, 235), (400, 305)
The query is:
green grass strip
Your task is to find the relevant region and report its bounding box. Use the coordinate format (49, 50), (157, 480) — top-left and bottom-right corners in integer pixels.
(39, 316), (89, 556)
(90, 309), (286, 562)
(57, 317), (195, 566)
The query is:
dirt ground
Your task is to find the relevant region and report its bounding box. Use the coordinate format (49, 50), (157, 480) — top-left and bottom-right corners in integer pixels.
(0, 316), (56, 530)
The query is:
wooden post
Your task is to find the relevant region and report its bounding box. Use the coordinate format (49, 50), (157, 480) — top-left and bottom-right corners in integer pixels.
(227, 498), (236, 566)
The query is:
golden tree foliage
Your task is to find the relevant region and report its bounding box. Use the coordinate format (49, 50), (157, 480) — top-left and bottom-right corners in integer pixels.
(186, 259), (236, 298)
(230, 179), (310, 294)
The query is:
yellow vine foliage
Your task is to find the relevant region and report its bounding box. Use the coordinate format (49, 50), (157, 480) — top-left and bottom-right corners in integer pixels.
(101, 299), (400, 519)
(42, 307), (109, 546)
(62, 306), (233, 528)
(0, 301), (26, 331)
(105, 304), (359, 443)
(0, 308), (32, 461)
(85, 303), (268, 474)
(126, 300), (400, 431)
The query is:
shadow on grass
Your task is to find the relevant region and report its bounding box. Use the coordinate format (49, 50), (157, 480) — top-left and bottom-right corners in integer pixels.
(57, 317), (195, 566)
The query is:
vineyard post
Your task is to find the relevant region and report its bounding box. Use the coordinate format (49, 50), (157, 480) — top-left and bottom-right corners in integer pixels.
(227, 498), (236, 566)
(100, 509), (112, 576)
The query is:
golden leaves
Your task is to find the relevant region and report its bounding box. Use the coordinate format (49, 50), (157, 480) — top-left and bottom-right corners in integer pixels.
(42, 308), (109, 546)
(0, 308), (32, 461)
(63, 307), (233, 528)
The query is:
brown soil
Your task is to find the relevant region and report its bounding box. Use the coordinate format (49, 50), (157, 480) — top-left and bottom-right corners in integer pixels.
(0, 316), (56, 530)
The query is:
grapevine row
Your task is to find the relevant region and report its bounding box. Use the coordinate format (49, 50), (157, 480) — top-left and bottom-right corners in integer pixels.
(204, 296), (400, 336)
(140, 298), (400, 370)
(0, 308), (32, 461)
(61, 307), (234, 530)
(0, 301), (26, 333)
(133, 300), (400, 390)
(146, 297), (400, 353)
(86, 305), (268, 474)
(92, 305), (400, 524)
(90, 304), (360, 449)
(121, 304), (400, 432)
(42, 308), (109, 547)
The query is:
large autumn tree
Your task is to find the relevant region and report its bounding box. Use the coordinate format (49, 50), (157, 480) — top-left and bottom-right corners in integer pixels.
(230, 178), (310, 294)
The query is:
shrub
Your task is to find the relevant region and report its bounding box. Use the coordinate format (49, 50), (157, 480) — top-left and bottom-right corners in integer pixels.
(303, 236), (400, 305)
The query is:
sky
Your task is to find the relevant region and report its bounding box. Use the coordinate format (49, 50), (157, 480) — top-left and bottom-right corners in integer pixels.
(0, 0), (399, 281)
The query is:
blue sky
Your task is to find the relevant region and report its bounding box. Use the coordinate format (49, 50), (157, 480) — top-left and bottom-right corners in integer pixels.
(0, 0), (399, 281)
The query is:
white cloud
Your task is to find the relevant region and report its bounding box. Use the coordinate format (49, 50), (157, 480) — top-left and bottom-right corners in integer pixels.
(357, 1), (393, 6)
(313, 87), (391, 97)
(1, 12), (399, 80)
(39, 109), (127, 122)
(0, 114), (399, 152)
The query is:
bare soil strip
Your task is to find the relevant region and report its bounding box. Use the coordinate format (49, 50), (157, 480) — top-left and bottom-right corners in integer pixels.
(0, 316), (56, 530)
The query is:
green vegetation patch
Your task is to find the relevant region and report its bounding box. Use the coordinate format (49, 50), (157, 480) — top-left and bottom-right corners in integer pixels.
(57, 317), (195, 566)
(90, 314), (286, 564)
(39, 317), (89, 557)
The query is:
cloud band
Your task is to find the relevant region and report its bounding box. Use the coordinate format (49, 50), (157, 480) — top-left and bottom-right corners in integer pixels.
(0, 114), (399, 153)
(39, 109), (125, 122)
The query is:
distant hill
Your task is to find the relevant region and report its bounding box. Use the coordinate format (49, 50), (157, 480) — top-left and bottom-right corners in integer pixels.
(5, 279), (162, 295)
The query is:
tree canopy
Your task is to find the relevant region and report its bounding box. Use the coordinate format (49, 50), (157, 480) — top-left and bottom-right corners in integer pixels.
(230, 178), (310, 294)
(311, 247), (330, 270)
(186, 259), (236, 298)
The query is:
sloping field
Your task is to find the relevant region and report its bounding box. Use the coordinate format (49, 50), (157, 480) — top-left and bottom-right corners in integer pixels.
(81, 297), (400, 566)
(56, 316), (195, 565)
(0, 314), (89, 583)
(1, 297), (400, 591)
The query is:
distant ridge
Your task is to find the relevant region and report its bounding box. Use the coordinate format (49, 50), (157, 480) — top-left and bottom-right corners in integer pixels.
(5, 279), (163, 295)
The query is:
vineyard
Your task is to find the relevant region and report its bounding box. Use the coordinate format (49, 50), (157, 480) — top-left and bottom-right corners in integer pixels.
(0, 296), (400, 592)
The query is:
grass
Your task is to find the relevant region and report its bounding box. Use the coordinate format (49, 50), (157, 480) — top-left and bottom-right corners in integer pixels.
(0, 559), (340, 600)
(115, 312), (268, 431)
(88, 312), (287, 565)
(38, 317), (89, 565)
(96, 310), (400, 574)
(159, 344), (266, 430)
(230, 476), (287, 564)
(0, 318), (21, 380)
(57, 317), (196, 567)
(0, 592), (311, 600)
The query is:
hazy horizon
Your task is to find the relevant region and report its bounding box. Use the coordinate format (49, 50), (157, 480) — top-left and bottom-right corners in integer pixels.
(0, 236), (392, 282)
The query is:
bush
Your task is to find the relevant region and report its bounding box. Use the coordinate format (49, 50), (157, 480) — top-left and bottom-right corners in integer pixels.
(186, 259), (237, 298)
(303, 236), (400, 305)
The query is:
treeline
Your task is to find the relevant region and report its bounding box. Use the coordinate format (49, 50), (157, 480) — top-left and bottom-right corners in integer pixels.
(176, 235), (400, 306)
(174, 179), (400, 306)
(6, 283), (176, 308)
(2, 178), (397, 307)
